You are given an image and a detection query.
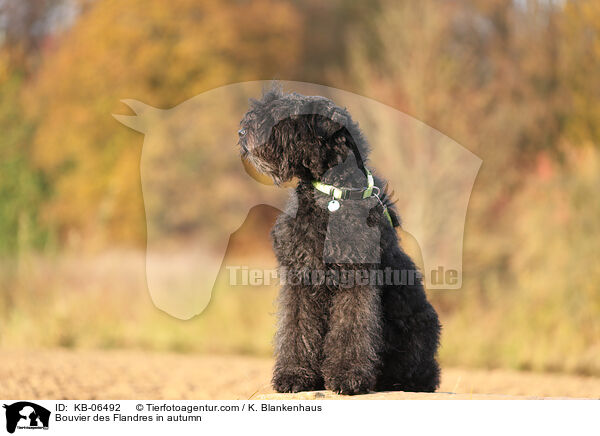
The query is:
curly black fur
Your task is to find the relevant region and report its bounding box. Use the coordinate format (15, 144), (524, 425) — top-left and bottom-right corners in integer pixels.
(238, 87), (441, 395)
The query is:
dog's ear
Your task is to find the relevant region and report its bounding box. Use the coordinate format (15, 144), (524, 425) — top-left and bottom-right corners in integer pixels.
(298, 115), (350, 179)
(268, 114), (351, 182)
(265, 115), (327, 183)
(313, 114), (342, 138)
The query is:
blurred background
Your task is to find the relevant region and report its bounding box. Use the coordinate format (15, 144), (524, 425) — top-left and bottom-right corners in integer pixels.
(0, 0), (599, 389)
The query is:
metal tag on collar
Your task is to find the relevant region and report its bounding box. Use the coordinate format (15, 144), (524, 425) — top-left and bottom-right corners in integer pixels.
(328, 198), (340, 212)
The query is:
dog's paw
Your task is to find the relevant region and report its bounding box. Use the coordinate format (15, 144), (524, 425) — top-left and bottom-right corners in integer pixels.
(324, 369), (375, 395)
(272, 369), (323, 393)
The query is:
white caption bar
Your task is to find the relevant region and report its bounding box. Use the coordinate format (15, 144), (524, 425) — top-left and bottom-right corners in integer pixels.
(0, 400), (596, 436)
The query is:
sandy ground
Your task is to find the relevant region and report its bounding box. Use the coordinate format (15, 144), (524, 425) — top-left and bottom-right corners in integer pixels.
(0, 349), (598, 400)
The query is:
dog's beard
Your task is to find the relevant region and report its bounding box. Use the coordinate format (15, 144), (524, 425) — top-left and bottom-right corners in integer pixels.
(244, 153), (283, 185)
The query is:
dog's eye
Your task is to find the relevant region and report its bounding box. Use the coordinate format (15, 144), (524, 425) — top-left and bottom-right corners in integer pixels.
(238, 128), (247, 137)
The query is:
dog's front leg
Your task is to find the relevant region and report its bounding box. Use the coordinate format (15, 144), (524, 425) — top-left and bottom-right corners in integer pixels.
(272, 283), (328, 393)
(322, 283), (383, 395)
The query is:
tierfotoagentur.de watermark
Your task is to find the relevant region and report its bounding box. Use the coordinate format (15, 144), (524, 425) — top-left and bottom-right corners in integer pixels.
(225, 265), (447, 288)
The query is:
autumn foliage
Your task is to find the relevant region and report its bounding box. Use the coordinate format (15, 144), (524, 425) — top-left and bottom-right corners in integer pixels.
(0, 0), (599, 374)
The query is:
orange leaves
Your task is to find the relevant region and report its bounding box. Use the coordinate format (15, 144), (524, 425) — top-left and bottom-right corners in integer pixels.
(24, 0), (304, 247)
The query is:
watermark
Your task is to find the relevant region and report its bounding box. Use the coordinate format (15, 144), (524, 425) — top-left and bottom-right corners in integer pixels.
(227, 266), (428, 288)
(2, 402), (51, 434)
(114, 80), (481, 319)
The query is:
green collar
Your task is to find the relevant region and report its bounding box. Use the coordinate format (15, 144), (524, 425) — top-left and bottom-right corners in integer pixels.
(312, 169), (394, 227)
(312, 169), (375, 200)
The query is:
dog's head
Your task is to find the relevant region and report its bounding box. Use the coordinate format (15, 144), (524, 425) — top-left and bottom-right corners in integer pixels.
(238, 87), (369, 184)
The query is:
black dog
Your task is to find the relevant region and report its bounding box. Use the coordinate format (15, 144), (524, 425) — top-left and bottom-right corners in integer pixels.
(238, 87), (441, 395)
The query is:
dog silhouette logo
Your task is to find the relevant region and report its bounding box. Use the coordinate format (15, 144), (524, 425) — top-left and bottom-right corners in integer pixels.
(114, 80), (481, 319)
(2, 402), (50, 434)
